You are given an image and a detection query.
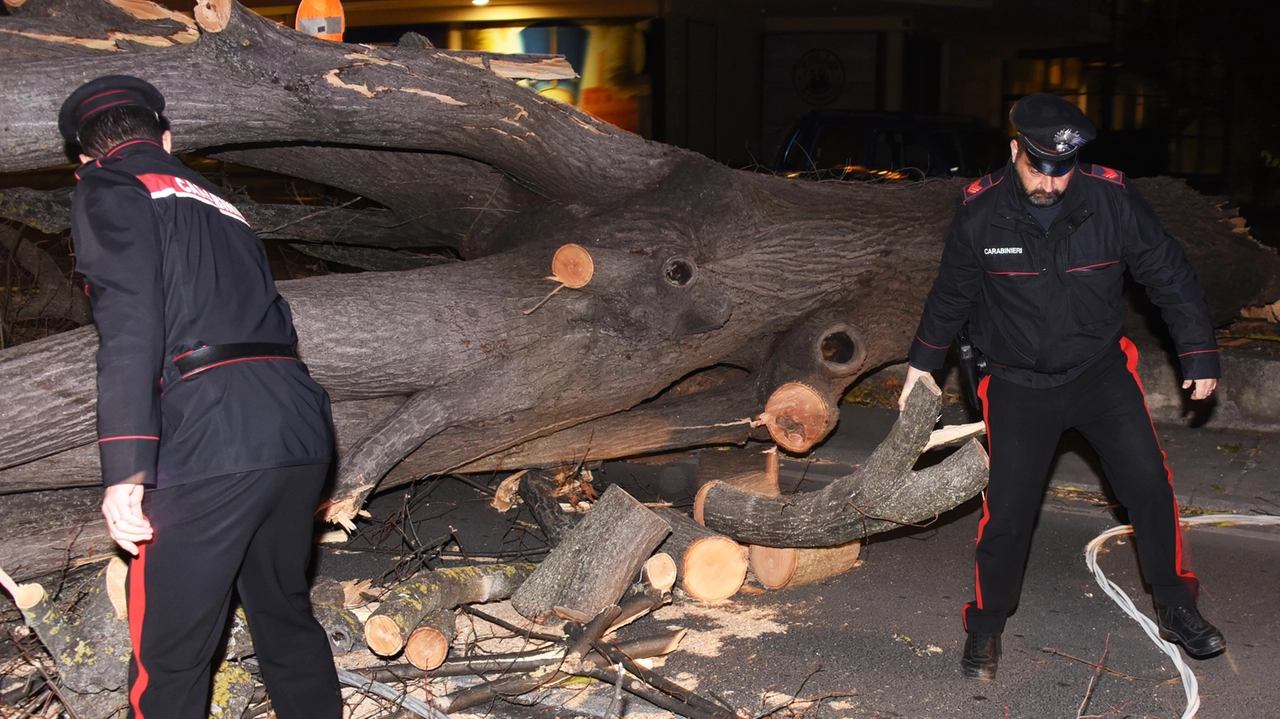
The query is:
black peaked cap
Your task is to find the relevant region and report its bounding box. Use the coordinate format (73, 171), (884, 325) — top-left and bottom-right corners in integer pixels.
(1009, 93), (1096, 160)
(59, 75), (165, 143)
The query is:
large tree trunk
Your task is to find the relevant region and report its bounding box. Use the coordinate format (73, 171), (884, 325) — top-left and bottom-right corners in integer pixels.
(1, 0), (1277, 569)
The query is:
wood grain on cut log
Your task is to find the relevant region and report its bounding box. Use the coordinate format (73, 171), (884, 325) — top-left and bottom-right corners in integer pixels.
(749, 541), (863, 590)
(641, 553), (678, 594)
(404, 609), (458, 671)
(756, 382), (835, 453)
(363, 562), (535, 657)
(511, 485), (671, 622)
(696, 376), (989, 547)
(653, 508), (747, 602)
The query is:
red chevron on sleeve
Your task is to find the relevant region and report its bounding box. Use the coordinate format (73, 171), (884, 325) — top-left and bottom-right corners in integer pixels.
(1082, 164), (1125, 187)
(962, 174), (1001, 205)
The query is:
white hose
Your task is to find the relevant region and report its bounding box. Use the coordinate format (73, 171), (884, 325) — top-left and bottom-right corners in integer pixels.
(1085, 513), (1280, 719)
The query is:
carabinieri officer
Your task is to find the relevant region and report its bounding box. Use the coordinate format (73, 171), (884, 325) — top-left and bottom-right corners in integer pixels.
(62, 75), (342, 718)
(897, 93), (1226, 681)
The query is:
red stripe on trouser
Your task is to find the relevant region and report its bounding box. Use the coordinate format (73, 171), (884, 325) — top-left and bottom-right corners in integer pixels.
(965, 374), (994, 630)
(1118, 337), (1196, 586)
(129, 544), (150, 718)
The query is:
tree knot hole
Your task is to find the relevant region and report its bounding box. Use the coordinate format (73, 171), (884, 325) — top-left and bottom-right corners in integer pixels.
(817, 324), (866, 372)
(662, 256), (696, 287)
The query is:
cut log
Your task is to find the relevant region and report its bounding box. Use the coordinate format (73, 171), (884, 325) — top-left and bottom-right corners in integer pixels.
(363, 562), (535, 657)
(748, 541), (863, 590)
(403, 608), (458, 671)
(641, 553), (677, 594)
(511, 485), (671, 622)
(653, 508), (747, 602)
(755, 382), (836, 454)
(313, 604), (363, 656)
(0, 559), (129, 695)
(696, 377), (989, 547)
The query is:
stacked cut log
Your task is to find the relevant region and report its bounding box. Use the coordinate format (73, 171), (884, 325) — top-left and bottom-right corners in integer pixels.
(696, 376), (989, 548)
(698, 447), (863, 590)
(517, 467), (748, 602)
(512, 484), (671, 622)
(363, 562), (536, 658)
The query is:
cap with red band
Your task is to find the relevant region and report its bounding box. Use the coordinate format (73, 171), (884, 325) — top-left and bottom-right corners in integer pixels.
(58, 75), (165, 144)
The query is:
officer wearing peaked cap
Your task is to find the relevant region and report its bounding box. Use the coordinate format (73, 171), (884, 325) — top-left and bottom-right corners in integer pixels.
(897, 93), (1225, 681)
(62, 75), (341, 719)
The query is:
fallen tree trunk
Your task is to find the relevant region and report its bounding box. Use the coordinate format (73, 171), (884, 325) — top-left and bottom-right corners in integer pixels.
(1, 0), (1276, 573)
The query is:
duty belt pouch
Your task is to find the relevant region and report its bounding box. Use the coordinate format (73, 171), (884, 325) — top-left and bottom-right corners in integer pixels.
(174, 342), (299, 379)
(955, 326), (987, 410)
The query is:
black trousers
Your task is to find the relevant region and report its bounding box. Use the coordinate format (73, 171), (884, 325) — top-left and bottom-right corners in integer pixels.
(962, 338), (1199, 635)
(126, 464), (342, 719)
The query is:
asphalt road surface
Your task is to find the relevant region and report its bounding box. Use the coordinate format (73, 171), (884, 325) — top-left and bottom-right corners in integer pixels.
(624, 498), (1280, 719)
(329, 469), (1279, 719)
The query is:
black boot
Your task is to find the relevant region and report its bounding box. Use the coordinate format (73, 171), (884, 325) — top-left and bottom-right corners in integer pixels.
(961, 632), (1001, 681)
(1156, 604), (1226, 658)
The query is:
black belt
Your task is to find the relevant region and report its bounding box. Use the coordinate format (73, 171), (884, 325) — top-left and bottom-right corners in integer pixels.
(173, 342), (299, 379)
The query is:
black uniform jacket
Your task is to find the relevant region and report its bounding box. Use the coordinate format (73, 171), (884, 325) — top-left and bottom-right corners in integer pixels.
(908, 162), (1220, 388)
(72, 140), (333, 488)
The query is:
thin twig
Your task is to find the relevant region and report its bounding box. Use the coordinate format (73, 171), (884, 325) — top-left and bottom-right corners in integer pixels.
(749, 660), (826, 719)
(462, 605), (563, 643)
(1076, 633), (1110, 719)
(6, 628), (83, 719)
(336, 668), (448, 719)
(257, 196), (363, 235)
(1041, 647), (1173, 683)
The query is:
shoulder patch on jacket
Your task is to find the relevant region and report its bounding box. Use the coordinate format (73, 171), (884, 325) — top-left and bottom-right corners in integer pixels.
(135, 173), (251, 227)
(961, 174), (1002, 205)
(1081, 164), (1125, 187)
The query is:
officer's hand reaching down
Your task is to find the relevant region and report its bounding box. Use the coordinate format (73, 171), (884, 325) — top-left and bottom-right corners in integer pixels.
(102, 474), (153, 556)
(898, 365), (932, 412)
(1183, 378), (1217, 401)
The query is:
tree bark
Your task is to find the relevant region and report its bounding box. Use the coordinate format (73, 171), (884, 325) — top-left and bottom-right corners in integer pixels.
(515, 468), (580, 546)
(362, 562), (535, 657)
(511, 485), (671, 622)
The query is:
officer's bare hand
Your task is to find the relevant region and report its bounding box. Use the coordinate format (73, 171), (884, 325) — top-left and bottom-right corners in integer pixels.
(898, 366), (932, 412)
(1182, 378), (1217, 401)
(102, 477), (152, 556)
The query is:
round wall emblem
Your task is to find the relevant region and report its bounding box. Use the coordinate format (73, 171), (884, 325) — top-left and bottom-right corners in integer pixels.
(793, 48), (845, 106)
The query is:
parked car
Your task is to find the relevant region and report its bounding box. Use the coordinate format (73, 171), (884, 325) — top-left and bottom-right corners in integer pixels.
(775, 111), (1010, 181)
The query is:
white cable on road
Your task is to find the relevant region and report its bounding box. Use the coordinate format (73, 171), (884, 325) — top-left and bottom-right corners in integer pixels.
(1085, 513), (1280, 719)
